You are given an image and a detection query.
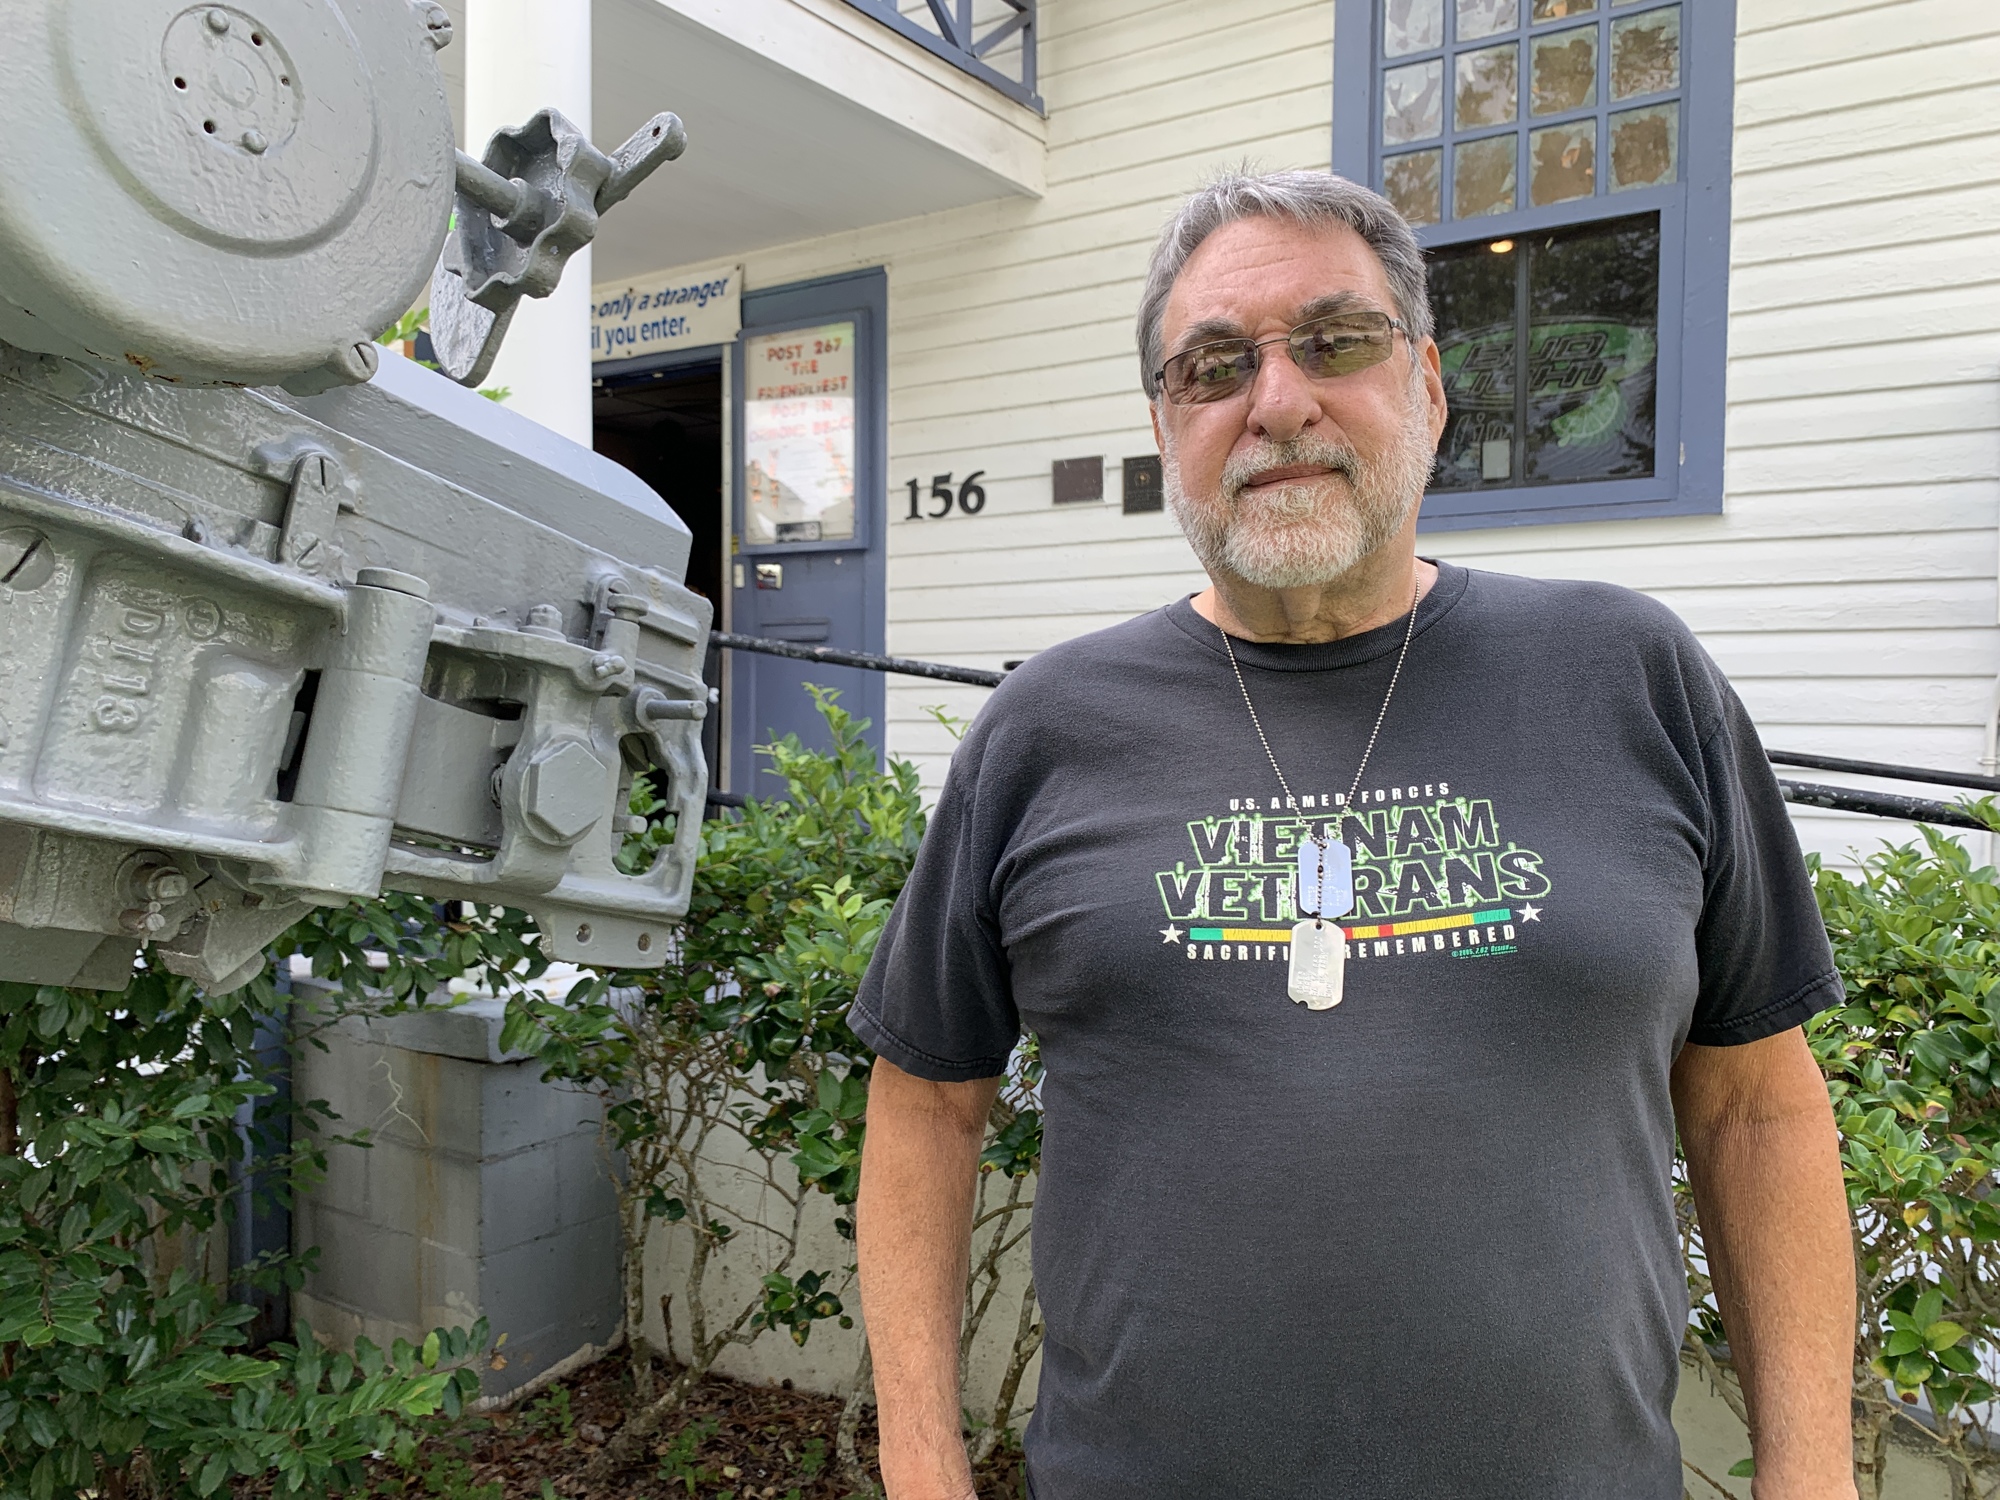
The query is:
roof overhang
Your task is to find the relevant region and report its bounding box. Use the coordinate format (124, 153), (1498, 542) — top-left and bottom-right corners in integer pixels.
(572, 0), (1044, 279)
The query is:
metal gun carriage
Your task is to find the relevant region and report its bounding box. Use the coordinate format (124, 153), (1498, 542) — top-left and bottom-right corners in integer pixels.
(0, 0), (708, 991)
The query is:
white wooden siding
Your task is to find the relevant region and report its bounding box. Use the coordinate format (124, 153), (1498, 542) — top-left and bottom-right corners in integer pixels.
(702, 0), (1999, 864)
(1438, 0), (2000, 862)
(737, 0), (1333, 773)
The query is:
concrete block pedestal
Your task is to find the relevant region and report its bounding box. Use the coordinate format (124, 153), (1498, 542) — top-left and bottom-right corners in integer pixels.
(291, 986), (620, 1402)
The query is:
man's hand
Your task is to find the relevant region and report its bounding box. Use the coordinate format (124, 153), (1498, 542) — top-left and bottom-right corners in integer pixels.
(1673, 1027), (1857, 1500)
(858, 1058), (1002, 1500)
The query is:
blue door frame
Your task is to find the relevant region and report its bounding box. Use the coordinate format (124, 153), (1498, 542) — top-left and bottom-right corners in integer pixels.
(729, 268), (889, 794)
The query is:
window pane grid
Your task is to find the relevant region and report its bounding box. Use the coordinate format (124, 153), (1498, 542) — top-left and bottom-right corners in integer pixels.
(1375, 0), (1683, 226)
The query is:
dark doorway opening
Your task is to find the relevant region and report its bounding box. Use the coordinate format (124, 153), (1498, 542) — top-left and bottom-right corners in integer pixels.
(593, 356), (725, 788)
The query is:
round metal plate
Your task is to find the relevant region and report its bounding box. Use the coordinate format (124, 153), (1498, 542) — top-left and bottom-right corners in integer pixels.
(0, 0), (453, 387)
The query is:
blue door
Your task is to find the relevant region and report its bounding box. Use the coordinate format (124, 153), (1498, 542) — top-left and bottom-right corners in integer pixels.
(729, 269), (887, 795)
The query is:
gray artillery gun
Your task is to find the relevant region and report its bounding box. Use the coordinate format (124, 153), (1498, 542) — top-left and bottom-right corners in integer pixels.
(0, 0), (710, 992)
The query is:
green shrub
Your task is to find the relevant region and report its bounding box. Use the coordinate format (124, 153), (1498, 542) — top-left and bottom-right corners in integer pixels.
(0, 895), (535, 1499)
(504, 689), (926, 1482)
(1682, 804), (2000, 1500)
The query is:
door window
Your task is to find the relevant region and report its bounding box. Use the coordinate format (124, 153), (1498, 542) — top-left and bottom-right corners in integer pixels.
(742, 321), (857, 544)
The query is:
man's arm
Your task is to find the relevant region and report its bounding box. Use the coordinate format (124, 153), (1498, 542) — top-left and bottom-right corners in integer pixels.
(858, 1058), (1003, 1500)
(1672, 1026), (1856, 1499)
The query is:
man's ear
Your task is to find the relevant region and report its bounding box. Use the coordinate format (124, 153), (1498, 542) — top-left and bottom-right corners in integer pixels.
(1419, 338), (1447, 443)
(1149, 397), (1164, 454)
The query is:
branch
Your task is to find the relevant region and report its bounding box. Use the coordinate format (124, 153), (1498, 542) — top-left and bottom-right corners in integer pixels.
(837, 1337), (879, 1497)
(1682, 1329), (1750, 1430)
(1680, 1458), (1739, 1499)
(970, 1276), (1043, 1467)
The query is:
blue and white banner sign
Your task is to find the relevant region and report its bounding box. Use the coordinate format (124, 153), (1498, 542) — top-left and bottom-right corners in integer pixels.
(590, 264), (741, 362)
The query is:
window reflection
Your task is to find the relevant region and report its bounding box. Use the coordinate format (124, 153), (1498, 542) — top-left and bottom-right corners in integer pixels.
(1429, 241), (1518, 488)
(1428, 213), (1660, 490)
(1525, 214), (1658, 482)
(1611, 6), (1680, 99)
(1530, 122), (1595, 204)
(1384, 0), (1444, 56)
(1530, 26), (1597, 115)
(1384, 149), (1444, 224)
(1455, 43), (1519, 129)
(1384, 59), (1445, 143)
(1609, 103), (1677, 189)
(1453, 136), (1518, 217)
(1455, 0), (1519, 41)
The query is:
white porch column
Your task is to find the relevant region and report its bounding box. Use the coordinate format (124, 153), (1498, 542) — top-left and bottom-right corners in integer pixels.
(464, 0), (593, 445)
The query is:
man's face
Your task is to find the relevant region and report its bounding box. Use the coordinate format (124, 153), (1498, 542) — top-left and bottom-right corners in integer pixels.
(1150, 217), (1448, 591)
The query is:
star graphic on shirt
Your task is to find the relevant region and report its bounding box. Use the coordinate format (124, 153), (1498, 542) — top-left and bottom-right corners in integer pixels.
(1159, 925), (1183, 944)
(1519, 904), (1543, 923)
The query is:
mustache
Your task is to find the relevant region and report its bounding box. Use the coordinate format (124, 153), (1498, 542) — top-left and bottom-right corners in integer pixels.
(1218, 436), (1361, 502)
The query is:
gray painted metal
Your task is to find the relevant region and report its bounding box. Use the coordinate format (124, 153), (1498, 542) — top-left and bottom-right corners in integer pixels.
(0, 0), (456, 392)
(430, 109), (686, 387)
(0, 0), (709, 992)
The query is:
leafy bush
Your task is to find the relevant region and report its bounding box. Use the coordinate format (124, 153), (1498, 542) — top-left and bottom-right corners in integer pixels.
(504, 689), (924, 1483)
(0, 688), (1042, 1498)
(1681, 805), (2000, 1500)
(0, 896), (532, 1500)
(500, 689), (1048, 1490)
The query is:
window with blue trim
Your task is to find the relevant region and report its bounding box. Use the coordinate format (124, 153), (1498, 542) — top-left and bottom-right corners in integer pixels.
(1333, 0), (1735, 530)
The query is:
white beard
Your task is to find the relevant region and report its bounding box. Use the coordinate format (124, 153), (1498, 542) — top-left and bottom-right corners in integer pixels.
(1163, 391), (1437, 591)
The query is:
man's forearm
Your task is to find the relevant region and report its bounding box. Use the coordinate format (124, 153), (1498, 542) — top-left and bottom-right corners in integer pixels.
(857, 1060), (1000, 1500)
(1676, 1033), (1855, 1498)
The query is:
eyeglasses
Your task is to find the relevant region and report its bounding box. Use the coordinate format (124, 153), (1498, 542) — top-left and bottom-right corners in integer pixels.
(1154, 309), (1411, 406)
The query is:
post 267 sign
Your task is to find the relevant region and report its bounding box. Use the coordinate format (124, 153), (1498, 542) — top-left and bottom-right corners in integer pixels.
(590, 264), (741, 362)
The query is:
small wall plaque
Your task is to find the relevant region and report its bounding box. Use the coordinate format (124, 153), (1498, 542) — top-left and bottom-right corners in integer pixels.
(1123, 455), (1163, 513)
(1052, 456), (1104, 505)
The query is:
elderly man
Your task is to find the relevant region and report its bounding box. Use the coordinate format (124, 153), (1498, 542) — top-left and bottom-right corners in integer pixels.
(851, 170), (1855, 1500)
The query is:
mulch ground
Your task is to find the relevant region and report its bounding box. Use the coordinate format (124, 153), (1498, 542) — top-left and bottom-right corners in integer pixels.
(355, 1353), (1026, 1500)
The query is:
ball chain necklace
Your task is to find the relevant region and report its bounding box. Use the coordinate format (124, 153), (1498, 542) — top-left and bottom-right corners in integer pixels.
(1217, 573), (1421, 1011)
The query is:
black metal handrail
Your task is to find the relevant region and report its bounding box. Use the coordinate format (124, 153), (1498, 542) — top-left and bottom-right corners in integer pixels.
(712, 633), (1995, 830)
(711, 631), (1005, 688)
(1767, 749), (2000, 796)
(840, 0), (1042, 112)
(1777, 780), (1986, 831)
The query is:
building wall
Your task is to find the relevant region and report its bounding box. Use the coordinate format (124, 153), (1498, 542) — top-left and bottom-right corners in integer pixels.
(645, 0), (2000, 866)
(1436, 0), (2000, 865)
(730, 0), (1340, 779)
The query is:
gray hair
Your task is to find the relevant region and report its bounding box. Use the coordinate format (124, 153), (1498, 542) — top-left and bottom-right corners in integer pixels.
(1135, 169), (1433, 400)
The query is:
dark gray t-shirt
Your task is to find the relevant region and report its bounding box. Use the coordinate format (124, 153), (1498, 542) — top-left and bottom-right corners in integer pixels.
(850, 562), (1839, 1500)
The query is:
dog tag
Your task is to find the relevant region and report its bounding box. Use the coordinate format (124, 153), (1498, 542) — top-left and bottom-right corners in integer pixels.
(1295, 838), (1353, 919)
(1288, 919), (1346, 1009)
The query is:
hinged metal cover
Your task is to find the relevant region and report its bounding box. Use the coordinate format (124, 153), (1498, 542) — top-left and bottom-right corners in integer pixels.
(0, 0), (455, 389)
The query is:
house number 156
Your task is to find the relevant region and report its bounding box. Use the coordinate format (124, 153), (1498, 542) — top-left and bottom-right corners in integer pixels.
(905, 471), (987, 519)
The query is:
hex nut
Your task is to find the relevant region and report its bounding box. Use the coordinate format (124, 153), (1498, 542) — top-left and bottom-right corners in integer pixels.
(146, 868), (191, 903)
(520, 741), (606, 844)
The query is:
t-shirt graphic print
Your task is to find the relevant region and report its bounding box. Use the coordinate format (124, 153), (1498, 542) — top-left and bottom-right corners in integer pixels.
(1160, 777), (1550, 971)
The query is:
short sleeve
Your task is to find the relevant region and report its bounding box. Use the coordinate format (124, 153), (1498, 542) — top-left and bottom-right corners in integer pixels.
(849, 767), (1019, 1081)
(1686, 684), (1844, 1046)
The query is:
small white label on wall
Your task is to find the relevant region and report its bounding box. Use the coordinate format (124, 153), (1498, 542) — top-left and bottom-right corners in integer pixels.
(591, 264), (741, 362)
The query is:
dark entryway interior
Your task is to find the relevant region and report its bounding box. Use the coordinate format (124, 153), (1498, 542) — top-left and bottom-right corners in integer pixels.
(592, 358), (726, 787)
